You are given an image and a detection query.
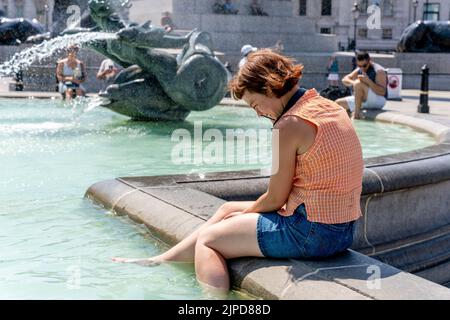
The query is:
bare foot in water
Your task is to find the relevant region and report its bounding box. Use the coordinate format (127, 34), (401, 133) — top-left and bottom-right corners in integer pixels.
(111, 257), (161, 267)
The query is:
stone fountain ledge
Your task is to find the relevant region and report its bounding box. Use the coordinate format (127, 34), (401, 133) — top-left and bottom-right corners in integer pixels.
(85, 102), (450, 299)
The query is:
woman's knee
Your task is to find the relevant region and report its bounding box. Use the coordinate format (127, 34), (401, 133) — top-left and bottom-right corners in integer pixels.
(215, 202), (240, 217)
(197, 226), (219, 248)
(218, 202), (233, 213)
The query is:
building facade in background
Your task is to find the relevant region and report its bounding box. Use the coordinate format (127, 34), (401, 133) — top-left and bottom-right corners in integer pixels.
(0, 0), (54, 30)
(1, 0), (449, 52)
(293, 0), (450, 51)
(128, 0), (450, 53)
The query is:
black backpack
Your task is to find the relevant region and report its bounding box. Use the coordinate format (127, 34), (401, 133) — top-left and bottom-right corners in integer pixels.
(319, 86), (351, 101)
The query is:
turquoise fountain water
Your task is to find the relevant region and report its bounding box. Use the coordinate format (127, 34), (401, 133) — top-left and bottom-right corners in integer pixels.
(0, 98), (435, 299)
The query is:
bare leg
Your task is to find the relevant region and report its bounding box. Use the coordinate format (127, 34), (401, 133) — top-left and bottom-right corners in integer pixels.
(353, 81), (369, 119)
(336, 98), (349, 110)
(197, 279), (229, 300)
(112, 201), (255, 266)
(195, 213), (263, 293)
(335, 97), (352, 117)
(76, 88), (85, 97)
(65, 89), (73, 101)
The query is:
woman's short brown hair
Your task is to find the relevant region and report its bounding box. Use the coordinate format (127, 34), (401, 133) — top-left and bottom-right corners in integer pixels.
(67, 44), (80, 53)
(229, 49), (303, 100)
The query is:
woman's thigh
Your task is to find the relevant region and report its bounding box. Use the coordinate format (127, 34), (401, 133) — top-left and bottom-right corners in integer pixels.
(198, 213), (263, 259)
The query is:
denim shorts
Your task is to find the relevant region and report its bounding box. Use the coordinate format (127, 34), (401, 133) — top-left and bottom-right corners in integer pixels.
(256, 203), (355, 259)
(64, 81), (80, 89)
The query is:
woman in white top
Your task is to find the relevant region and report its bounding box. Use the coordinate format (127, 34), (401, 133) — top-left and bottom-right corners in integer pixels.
(56, 45), (87, 101)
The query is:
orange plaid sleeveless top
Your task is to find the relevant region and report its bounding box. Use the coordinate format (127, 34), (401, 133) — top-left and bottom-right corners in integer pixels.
(279, 89), (364, 224)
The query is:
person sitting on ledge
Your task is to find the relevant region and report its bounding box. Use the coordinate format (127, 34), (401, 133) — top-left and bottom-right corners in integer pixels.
(238, 44), (257, 69)
(335, 51), (388, 120)
(160, 11), (176, 32)
(224, 0), (239, 14)
(56, 44), (86, 101)
(96, 58), (120, 91)
(250, 0), (268, 16)
(213, 0), (224, 13)
(112, 49), (364, 298)
(213, 0), (239, 14)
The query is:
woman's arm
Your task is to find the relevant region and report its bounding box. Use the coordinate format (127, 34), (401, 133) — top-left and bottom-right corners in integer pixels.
(78, 62), (87, 83)
(242, 117), (312, 215)
(56, 62), (67, 82)
(96, 60), (106, 79)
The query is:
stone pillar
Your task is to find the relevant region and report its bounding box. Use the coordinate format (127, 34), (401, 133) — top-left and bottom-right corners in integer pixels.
(24, 0), (37, 19)
(7, 0), (16, 17)
(47, 0), (54, 31)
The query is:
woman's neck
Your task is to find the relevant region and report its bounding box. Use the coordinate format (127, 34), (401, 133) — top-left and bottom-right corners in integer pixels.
(281, 86), (300, 109)
(271, 86), (302, 125)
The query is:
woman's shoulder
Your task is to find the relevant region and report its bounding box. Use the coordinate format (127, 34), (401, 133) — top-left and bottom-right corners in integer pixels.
(274, 115), (317, 154)
(274, 114), (316, 136)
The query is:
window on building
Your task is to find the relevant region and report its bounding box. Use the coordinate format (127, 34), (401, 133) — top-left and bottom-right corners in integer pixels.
(320, 27), (332, 34)
(382, 0), (394, 16)
(36, 9), (46, 24)
(358, 28), (368, 38)
(382, 28), (393, 39)
(359, 0), (369, 13)
(1, 0), (7, 17)
(321, 0), (332, 16)
(16, 2), (24, 18)
(423, 3), (440, 21)
(299, 0), (307, 16)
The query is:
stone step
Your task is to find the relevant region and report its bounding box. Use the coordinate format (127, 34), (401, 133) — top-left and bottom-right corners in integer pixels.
(173, 13), (316, 33)
(208, 32), (337, 53)
(367, 225), (450, 286)
(415, 259), (450, 286)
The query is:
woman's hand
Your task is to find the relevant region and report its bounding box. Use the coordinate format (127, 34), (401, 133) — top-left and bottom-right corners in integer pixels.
(277, 207), (293, 217)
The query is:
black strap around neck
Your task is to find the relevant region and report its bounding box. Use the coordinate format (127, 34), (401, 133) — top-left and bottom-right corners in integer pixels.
(273, 87), (307, 126)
